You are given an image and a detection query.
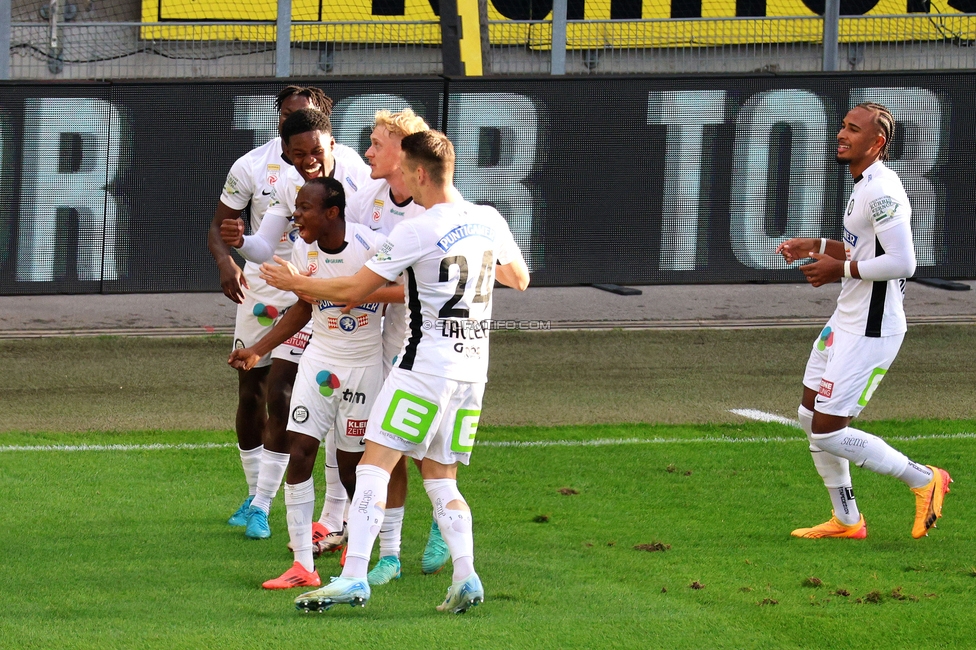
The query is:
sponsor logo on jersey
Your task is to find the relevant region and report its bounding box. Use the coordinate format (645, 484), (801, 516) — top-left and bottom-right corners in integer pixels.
(234, 338), (245, 350)
(316, 370), (340, 396)
(453, 342), (482, 358)
(253, 303), (279, 326)
(307, 250), (318, 274)
(372, 199), (384, 222)
(223, 173), (241, 195)
(391, 208), (405, 217)
(287, 227), (300, 243)
(355, 234), (370, 250)
(346, 419), (368, 437)
(373, 240), (394, 262)
(843, 227), (858, 248)
(818, 379), (834, 399)
(816, 326), (834, 351)
(846, 198), (855, 215)
(282, 330), (311, 350)
(342, 390), (367, 405)
(436, 223), (495, 252)
(345, 176), (358, 192)
(322, 258), (344, 264)
(292, 405), (309, 423)
(869, 195), (900, 224)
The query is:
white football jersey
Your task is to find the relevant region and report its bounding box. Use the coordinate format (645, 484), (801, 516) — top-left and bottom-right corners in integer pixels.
(292, 222), (386, 366)
(346, 177), (426, 365)
(365, 201), (523, 383)
(834, 160), (913, 338)
(265, 144), (371, 226)
(219, 137), (291, 303)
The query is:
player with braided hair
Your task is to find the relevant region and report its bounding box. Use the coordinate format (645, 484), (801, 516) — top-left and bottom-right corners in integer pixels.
(209, 87), (343, 542)
(777, 102), (951, 541)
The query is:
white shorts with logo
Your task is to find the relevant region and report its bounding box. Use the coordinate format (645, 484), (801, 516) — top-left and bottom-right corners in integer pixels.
(802, 317), (904, 418)
(233, 293), (310, 368)
(364, 366), (484, 466)
(288, 357), (383, 453)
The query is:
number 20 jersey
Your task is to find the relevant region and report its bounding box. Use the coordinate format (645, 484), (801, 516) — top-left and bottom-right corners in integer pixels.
(365, 201), (523, 383)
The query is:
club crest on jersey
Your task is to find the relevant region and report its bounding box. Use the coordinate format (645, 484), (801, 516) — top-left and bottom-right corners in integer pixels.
(843, 227), (858, 248)
(307, 250), (318, 274)
(437, 224), (495, 252)
(328, 314), (369, 332)
(267, 163), (280, 186)
(372, 198), (384, 223)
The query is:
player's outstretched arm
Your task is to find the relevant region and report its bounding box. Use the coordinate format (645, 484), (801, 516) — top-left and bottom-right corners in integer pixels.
(261, 257), (389, 304)
(228, 300), (313, 371)
(495, 258), (530, 291)
(209, 201), (248, 304)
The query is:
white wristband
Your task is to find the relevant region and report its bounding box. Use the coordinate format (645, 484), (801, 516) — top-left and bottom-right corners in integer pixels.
(819, 238), (827, 255)
(843, 261), (852, 278)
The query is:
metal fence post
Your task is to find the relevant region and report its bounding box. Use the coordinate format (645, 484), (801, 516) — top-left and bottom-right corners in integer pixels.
(0, 0), (10, 79)
(276, 0), (291, 78)
(822, 0), (839, 72)
(551, 0), (567, 75)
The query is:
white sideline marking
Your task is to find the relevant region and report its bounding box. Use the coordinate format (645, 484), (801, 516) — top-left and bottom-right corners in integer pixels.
(730, 409), (799, 427)
(2, 431), (975, 453)
(0, 442), (236, 453)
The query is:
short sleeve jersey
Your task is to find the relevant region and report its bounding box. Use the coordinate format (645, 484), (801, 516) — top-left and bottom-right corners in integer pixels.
(265, 144), (372, 229)
(346, 177), (427, 361)
(291, 223), (386, 366)
(834, 160), (913, 338)
(346, 177), (426, 234)
(365, 201), (522, 383)
(218, 137), (291, 303)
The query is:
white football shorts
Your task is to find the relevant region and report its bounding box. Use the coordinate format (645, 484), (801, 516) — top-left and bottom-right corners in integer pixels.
(364, 366), (484, 466)
(233, 292), (295, 369)
(288, 356), (383, 453)
(802, 316), (904, 418)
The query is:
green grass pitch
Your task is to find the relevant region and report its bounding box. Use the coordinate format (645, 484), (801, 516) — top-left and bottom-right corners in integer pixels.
(0, 328), (974, 648)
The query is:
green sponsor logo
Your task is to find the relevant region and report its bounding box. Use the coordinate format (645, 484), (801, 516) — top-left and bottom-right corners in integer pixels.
(857, 367), (887, 406)
(381, 390), (438, 443)
(451, 409), (481, 453)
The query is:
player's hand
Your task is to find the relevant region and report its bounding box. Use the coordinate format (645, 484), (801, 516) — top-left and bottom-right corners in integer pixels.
(339, 302), (360, 315)
(260, 255), (302, 291)
(218, 260), (247, 304)
(776, 238), (816, 264)
(220, 218), (246, 248)
(800, 252), (844, 287)
(294, 288), (318, 304)
(228, 347), (261, 371)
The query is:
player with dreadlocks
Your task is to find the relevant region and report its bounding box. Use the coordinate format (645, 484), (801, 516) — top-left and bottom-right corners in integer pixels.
(776, 102), (952, 541)
(209, 86), (366, 545)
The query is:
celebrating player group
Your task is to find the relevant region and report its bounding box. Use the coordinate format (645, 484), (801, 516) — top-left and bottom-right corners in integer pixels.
(210, 87), (528, 614)
(209, 90), (949, 615)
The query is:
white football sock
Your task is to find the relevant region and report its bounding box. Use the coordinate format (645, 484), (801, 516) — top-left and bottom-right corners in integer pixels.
(239, 445), (263, 496)
(377, 507), (404, 559)
(284, 478), (316, 573)
(317, 434), (348, 531)
(800, 406), (859, 525)
(251, 449), (289, 515)
(340, 465), (390, 579)
(424, 478), (475, 582)
(812, 426), (932, 488)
